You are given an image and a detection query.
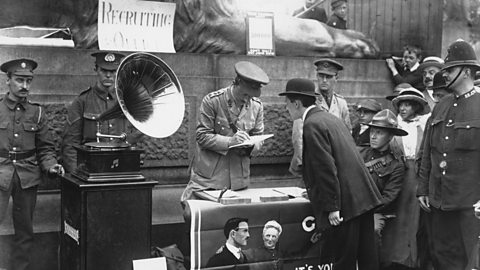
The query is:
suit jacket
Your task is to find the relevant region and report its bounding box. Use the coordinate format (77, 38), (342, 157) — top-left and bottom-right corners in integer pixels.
(302, 107), (382, 231)
(352, 124), (370, 146)
(206, 246), (247, 268)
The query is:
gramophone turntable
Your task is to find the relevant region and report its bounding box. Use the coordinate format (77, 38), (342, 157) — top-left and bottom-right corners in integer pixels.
(71, 52), (185, 182)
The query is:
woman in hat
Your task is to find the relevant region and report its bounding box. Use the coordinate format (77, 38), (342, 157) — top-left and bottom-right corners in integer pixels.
(359, 109), (407, 268)
(380, 88), (430, 269)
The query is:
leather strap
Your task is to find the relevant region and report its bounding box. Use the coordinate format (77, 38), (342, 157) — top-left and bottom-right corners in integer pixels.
(0, 150), (36, 160)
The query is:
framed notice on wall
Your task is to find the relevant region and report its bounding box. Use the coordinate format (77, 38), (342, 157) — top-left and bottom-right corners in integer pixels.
(246, 11), (275, 56)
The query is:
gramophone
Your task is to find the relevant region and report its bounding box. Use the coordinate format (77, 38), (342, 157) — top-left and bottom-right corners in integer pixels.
(72, 52), (185, 182)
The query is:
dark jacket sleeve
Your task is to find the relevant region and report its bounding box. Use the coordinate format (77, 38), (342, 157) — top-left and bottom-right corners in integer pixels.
(35, 106), (58, 171)
(61, 98), (84, 173)
(303, 122), (341, 213)
(377, 160), (405, 211)
(417, 118), (433, 197)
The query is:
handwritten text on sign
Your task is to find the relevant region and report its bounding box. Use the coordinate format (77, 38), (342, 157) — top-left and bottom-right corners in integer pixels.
(98, 0), (176, 53)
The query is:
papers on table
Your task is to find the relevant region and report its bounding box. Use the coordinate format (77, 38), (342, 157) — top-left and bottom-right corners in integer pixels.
(273, 187), (307, 198)
(228, 134), (274, 148)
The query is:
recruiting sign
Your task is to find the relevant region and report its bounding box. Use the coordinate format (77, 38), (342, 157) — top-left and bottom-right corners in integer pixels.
(246, 11), (275, 56)
(98, 0), (176, 53)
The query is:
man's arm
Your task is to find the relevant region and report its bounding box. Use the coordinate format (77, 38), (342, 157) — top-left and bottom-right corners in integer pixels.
(61, 99), (83, 173)
(417, 117), (433, 212)
(376, 160), (406, 211)
(35, 106), (60, 172)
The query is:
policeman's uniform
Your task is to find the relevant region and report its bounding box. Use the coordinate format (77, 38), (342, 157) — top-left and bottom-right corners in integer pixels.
(181, 61), (268, 201)
(0, 59), (59, 270)
(61, 52), (135, 173)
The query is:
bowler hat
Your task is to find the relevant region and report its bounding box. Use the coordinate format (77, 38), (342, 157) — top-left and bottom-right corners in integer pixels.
(356, 99), (382, 113)
(279, 78), (319, 97)
(91, 51), (125, 70)
(314, 58), (343, 76)
(392, 87), (430, 115)
(442, 39), (480, 71)
(418, 56), (444, 72)
(331, 0), (347, 9)
(386, 83), (413, 101)
(366, 109), (408, 136)
(0, 58), (37, 76)
(234, 61), (269, 85)
(432, 72), (447, 91)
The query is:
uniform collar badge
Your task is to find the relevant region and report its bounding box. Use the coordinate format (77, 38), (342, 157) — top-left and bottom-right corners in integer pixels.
(21, 62), (26, 68)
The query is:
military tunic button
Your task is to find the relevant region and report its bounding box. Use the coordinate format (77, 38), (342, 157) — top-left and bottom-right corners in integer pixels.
(12, 160), (16, 163)
(443, 153), (447, 157)
(109, 124), (113, 128)
(453, 103), (458, 107)
(14, 134), (18, 137)
(466, 125), (471, 129)
(16, 107), (20, 111)
(445, 136), (449, 140)
(12, 147), (16, 151)
(221, 127), (224, 130)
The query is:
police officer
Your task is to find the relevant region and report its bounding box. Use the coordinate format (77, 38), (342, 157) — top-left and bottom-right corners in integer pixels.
(61, 51), (141, 173)
(352, 99), (382, 146)
(314, 58), (351, 131)
(0, 59), (64, 270)
(417, 40), (480, 270)
(181, 61), (269, 201)
(359, 109), (407, 266)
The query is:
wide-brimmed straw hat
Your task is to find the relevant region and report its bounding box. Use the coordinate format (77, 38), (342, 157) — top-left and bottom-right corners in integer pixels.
(391, 87), (430, 115)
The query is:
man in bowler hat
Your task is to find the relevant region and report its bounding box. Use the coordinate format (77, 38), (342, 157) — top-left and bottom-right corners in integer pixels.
(417, 39), (480, 270)
(281, 78), (382, 270)
(0, 59), (64, 270)
(181, 61), (269, 201)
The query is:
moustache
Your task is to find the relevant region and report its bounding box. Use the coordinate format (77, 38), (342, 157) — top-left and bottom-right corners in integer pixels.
(424, 78), (432, 83)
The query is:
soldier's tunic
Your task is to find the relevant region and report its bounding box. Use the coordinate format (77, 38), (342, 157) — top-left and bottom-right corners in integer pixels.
(61, 85), (134, 173)
(0, 93), (58, 270)
(181, 86), (263, 201)
(316, 92), (352, 131)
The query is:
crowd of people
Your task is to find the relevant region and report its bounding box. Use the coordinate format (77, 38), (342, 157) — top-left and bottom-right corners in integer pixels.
(186, 39), (480, 270)
(0, 23), (479, 270)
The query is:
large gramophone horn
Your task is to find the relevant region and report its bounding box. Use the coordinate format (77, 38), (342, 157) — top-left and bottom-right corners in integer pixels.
(99, 52), (185, 138)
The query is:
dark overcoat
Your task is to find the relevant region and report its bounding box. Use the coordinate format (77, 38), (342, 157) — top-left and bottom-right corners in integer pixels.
(302, 107), (382, 231)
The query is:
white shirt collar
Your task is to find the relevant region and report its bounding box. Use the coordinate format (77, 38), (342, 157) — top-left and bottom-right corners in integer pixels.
(409, 62), (420, 72)
(225, 242), (242, 259)
(302, 105), (316, 121)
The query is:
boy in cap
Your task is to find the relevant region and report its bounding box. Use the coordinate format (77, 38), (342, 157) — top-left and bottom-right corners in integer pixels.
(0, 59), (64, 270)
(326, 0), (347, 29)
(281, 78), (382, 270)
(358, 109), (407, 266)
(61, 51), (141, 173)
(418, 39), (480, 270)
(352, 99), (382, 146)
(181, 61), (269, 201)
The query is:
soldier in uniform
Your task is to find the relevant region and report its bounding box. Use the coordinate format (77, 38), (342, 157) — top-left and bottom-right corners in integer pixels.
(417, 40), (480, 270)
(358, 109), (407, 267)
(292, 0), (328, 23)
(352, 99), (382, 146)
(0, 59), (64, 270)
(181, 61), (269, 201)
(289, 58), (351, 177)
(61, 51), (141, 173)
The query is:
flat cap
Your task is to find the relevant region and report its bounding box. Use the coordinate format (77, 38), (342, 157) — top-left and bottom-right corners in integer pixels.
(91, 51), (125, 70)
(356, 99), (382, 113)
(279, 78), (318, 97)
(1, 58), (37, 76)
(331, 0), (347, 9)
(234, 61), (269, 85)
(314, 58), (343, 75)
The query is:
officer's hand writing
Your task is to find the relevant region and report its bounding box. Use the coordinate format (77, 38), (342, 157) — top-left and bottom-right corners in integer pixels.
(49, 164), (65, 177)
(418, 196), (430, 212)
(228, 131), (250, 147)
(328, 211), (343, 226)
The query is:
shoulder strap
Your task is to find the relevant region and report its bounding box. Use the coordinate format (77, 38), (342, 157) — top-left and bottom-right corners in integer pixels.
(219, 88), (237, 133)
